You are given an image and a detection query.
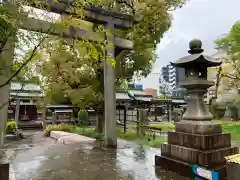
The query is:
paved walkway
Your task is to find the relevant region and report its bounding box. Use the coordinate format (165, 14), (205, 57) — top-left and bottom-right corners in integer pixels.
(2, 131), (190, 180)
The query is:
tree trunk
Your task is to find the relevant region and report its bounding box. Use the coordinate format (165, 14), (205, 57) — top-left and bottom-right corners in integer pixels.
(73, 107), (79, 120)
(223, 105), (234, 121)
(95, 112), (104, 134)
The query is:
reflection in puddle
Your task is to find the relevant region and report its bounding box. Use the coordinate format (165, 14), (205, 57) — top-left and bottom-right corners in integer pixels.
(10, 138), (191, 180)
(17, 156), (48, 175)
(133, 146), (146, 161)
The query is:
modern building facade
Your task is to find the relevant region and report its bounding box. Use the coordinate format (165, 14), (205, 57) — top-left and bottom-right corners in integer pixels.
(161, 65), (170, 83)
(175, 67), (185, 87)
(161, 64), (185, 89)
(161, 63), (186, 105)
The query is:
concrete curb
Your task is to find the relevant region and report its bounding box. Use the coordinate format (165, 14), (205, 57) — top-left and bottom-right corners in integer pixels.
(50, 131), (95, 144)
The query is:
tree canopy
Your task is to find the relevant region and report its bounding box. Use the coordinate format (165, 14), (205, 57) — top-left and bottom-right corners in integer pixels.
(0, 0), (187, 134)
(215, 20), (240, 103)
(1, 0), (187, 85)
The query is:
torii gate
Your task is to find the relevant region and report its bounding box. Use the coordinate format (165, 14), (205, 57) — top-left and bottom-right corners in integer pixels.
(0, 0), (137, 147)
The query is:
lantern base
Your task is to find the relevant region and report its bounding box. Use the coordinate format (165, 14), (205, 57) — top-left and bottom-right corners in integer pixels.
(0, 162), (9, 180)
(155, 129), (239, 180)
(155, 155), (227, 180)
(175, 120), (222, 135)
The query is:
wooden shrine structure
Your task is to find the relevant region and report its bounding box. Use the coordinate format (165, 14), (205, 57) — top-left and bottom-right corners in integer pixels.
(8, 81), (43, 129)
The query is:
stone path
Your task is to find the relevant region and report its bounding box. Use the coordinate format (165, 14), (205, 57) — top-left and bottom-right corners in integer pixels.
(2, 131), (190, 180)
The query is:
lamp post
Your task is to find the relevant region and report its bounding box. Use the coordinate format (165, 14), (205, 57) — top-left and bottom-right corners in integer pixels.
(155, 39), (239, 179)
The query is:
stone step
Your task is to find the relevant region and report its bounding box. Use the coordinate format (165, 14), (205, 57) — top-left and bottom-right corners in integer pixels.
(161, 143), (238, 166)
(168, 131), (231, 150)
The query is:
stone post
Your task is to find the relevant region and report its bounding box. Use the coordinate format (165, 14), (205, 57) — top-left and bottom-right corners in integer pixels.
(41, 106), (46, 129)
(103, 22), (117, 147)
(123, 105), (128, 133)
(52, 112), (56, 124)
(14, 99), (20, 128)
(139, 109), (148, 137)
(168, 103), (172, 122)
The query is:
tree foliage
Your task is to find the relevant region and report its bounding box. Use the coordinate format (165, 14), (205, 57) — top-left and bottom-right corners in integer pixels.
(41, 39), (104, 109)
(1, 0), (187, 135)
(215, 20), (240, 94)
(109, 0), (186, 78)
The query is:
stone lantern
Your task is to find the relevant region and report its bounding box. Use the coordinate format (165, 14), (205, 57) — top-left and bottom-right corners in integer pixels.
(173, 39), (222, 133)
(155, 39), (239, 179)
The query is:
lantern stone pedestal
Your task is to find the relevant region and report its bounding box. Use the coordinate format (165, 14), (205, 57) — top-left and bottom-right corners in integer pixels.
(0, 152), (9, 180)
(0, 162), (9, 180)
(155, 39), (239, 180)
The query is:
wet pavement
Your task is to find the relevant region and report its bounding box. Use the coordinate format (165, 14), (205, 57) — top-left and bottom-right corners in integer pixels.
(2, 131), (190, 180)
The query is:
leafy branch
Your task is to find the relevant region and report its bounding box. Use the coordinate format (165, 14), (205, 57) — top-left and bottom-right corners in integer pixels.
(116, 0), (135, 14)
(0, 35), (47, 88)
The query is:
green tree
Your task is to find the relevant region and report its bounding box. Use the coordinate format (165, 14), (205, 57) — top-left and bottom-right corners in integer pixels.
(40, 0), (187, 133)
(0, 0), (106, 146)
(1, 0), (187, 137)
(215, 21), (240, 94)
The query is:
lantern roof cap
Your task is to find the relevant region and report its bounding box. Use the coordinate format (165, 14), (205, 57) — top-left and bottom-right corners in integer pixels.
(170, 39), (222, 68)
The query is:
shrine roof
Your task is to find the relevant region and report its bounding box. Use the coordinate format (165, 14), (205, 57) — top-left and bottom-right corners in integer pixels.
(116, 90), (132, 101)
(10, 92), (43, 98)
(171, 99), (186, 104)
(128, 89), (153, 102)
(46, 105), (72, 108)
(171, 54), (222, 68)
(11, 81), (41, 92)
(55, 109), (73, 113)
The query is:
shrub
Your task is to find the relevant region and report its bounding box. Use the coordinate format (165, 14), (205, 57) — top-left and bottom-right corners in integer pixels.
(172, 108), (184, 122)
(5, 121), (17, 134)
(228, 104), (239, 120)
(149, 123), (175, 132)
(77, 109), (90, 125)
(210, 103), (226, 119)
(44, 123), (74, 137)
(74, 127), (103, 140)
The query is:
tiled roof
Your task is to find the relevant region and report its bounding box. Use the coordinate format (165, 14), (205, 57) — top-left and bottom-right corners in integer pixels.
(128, 90), (146, 96)
(116, 92), (131, 100)
(10, 92), (43, 97)
(11, 82), (41, 92)
(134, 96), (152, 102)
(225, 154), (240, 164)
(127, 89), (153, 102)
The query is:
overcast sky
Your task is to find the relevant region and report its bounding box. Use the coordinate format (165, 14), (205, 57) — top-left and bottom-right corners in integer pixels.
(136, 0), (240, 91)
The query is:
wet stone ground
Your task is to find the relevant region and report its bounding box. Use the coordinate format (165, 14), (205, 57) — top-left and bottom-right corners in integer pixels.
(2, 131), (190, 180)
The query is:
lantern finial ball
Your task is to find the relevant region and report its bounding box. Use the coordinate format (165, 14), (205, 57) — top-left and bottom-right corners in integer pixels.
(188, 39), (204, 54)
(189, 39), (202, 49)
